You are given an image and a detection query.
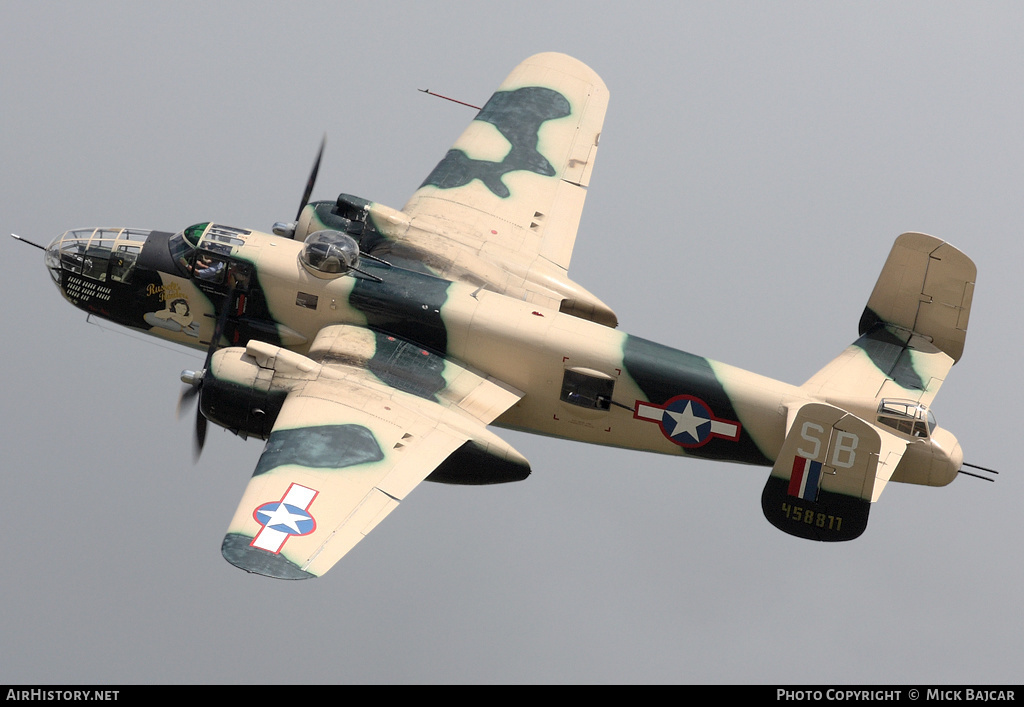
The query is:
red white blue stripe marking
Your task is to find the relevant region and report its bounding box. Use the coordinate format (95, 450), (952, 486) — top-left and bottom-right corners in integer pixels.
(788, 456), (822, 501)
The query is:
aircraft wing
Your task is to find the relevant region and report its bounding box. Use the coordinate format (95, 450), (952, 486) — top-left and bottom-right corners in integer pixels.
(218, 325), (526, 579)
(403, 51), (607, 274)
(355, 53), (616, 325)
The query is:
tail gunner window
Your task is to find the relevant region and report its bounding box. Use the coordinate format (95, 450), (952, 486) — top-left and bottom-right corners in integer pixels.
(876, 399), (935, 438)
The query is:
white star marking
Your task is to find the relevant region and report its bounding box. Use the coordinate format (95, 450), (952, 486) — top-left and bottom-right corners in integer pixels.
(257, 503), (309, 533)
(664, 401), (709, 441)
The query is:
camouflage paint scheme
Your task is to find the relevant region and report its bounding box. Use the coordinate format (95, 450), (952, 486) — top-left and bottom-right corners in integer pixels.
(41, 54), (976, 579)
(422, 86), (571, 196)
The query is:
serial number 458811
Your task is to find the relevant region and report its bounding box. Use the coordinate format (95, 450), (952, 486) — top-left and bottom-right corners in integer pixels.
(781, 502), (842, 531)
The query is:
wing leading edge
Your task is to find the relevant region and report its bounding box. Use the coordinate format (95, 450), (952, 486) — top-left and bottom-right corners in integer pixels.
(218, 325), (526, 579)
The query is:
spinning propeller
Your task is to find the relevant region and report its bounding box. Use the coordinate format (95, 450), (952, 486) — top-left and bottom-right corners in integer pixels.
(178, 284), (236, 462)
(179, 136), (325, 459)
(273, 136), (326, 238)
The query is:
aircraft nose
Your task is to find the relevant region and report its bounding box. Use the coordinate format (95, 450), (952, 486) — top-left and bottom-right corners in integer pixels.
(44, 227), (153, 288)
(44, 233), (68, 284)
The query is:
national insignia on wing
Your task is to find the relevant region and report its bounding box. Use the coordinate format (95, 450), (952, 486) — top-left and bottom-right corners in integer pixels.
(250, 483), (319, 554)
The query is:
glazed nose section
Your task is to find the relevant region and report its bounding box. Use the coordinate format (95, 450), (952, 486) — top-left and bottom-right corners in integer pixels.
(44, 232), (66, 283)
(45, 227), (153, 288)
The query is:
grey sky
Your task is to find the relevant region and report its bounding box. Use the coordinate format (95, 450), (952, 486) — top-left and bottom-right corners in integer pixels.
(2, 1), (1020, 684)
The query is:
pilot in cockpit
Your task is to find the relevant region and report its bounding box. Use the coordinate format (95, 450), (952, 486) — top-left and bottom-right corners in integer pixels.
(194, 254), (225, 282)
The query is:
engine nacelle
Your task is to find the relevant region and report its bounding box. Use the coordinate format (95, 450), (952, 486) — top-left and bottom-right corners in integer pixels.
(426, 439), (531, 485)
(199, 340), (333, 439)
(293, 195), (371, 244)
(197, 334), (533, 485)
(198, 347), (289, 439)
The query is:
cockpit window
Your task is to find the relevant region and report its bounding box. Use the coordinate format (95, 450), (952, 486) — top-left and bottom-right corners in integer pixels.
(876, 399), (935, 438)
(183, 222), (210, 246)
(169, 225), (208, 274)
(192, 224), (250, 259)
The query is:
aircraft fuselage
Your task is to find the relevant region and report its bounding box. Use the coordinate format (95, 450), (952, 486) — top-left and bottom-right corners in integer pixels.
(47, 223), (800, 467)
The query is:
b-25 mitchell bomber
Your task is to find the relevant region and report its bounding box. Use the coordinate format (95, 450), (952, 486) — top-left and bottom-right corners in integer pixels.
(19, 53), (987, 579)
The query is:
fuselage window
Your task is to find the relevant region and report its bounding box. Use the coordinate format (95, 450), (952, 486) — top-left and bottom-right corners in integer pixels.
(560, 368), (615, 410)
(59, 241), (85, 274)
(227, 262), (251, 290)
(82, 256), (108, 281)
(296, 291), (318, 309)
(82, 242), (114, 281)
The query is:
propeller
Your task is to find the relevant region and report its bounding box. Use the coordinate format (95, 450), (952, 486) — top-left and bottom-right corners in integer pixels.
(177, 284), (237, 462)
(297, 135), (326, 220)
(273, 136), (326, 237)
(177, 371), (207, 463)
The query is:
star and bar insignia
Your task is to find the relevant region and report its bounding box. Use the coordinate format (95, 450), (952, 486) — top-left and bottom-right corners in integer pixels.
(250, 483), (319, 554)
(633, 395), (741, 448)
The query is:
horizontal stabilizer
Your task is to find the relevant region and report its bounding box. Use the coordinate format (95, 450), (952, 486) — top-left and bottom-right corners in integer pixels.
(803, 233), (976, 407)
(861, 232), (975, 363)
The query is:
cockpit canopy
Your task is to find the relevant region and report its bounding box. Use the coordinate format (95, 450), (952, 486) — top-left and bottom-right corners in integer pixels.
(876, 399), (936, 439)
(168, 222), (253, 272)
(299, 230), (361, 277)
(165, 222), (259, 293)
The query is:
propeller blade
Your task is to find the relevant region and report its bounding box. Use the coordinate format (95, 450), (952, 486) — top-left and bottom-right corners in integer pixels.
(296, 135), (326, 221)
(204, 285), (237, 369)
(184, 285), (237, 463)
(177, 384), (199, 420)
(193, 411), (207, 463)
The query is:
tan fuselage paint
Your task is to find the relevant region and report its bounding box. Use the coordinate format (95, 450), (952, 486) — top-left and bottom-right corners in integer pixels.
(232, 231), (808, 464)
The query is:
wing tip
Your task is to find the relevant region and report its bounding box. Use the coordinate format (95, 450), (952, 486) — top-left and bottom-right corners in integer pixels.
(221, 533), (317, 580)
(519, 52), (607, 91)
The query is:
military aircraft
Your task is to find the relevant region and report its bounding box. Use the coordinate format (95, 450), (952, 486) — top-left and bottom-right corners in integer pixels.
(17, 53), (989, 580)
